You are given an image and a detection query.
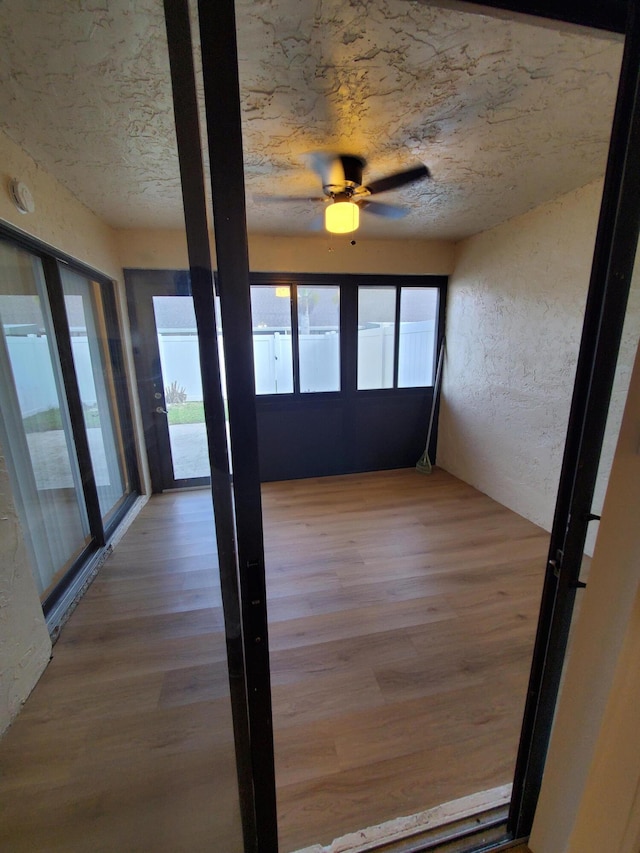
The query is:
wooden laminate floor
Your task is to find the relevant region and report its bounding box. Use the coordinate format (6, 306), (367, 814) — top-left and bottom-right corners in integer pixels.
(0, 468), (549, 853)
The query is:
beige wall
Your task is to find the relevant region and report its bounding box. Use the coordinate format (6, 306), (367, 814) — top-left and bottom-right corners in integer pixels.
(1, 131), (121, 280)
(437, 180), (640, 553)
(114, 228), (455, 275)
(530, 331), (640, 853)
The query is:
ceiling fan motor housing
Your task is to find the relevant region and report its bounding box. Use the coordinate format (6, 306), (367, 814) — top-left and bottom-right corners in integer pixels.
(324, 154), (366, 197)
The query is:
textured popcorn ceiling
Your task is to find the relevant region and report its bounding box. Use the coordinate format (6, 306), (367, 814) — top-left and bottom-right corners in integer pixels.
(0, 0), (624, 239)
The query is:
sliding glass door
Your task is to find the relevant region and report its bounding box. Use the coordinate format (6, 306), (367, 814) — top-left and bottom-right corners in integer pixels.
(0, 241), (91, 596)
(0, 231), (138, 611)
(60, 267), (130, 523)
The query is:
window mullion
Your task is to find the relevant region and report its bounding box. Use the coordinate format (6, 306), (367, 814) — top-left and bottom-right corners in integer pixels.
(291, 284), (301, 394)
(42, 257), (105, 547)
(392, 285), (401, 389)
(97, 280), (141, 499)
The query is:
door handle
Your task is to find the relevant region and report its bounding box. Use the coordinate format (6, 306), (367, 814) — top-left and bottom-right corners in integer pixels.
(155, 406), (168, 415)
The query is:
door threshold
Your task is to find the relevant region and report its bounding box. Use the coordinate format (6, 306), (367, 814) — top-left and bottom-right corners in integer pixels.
(292, 784), (514, 853)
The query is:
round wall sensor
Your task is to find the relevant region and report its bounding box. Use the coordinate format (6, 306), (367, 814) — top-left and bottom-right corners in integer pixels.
(9, 179), (35, 214)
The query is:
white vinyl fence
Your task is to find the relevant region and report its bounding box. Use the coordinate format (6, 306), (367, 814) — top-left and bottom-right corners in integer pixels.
(8, 334), (97, 417)
(358, 320), (435, 389)
(8, 318), (436, 422)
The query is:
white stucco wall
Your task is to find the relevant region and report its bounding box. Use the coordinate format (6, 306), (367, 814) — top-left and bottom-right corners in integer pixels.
(437, 180), (640, 551)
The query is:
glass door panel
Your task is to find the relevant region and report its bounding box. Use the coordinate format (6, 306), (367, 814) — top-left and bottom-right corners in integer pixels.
(0, 240), (91, 596)
(60, 267), (128, 523)
(152, 295), (210, 483)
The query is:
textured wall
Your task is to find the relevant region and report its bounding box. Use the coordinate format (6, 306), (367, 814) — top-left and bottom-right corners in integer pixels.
(0, 436), (51, 735)
(0, 0), (622, 238)
(0, 130), (121, 279)
(114, 229), (455, 275)
(437, 180), (640, 551)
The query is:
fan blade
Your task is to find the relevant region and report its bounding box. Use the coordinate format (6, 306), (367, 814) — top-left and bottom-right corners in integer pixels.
(363, 164), (430, 196)
(253, 194), (326, 203)
(359, 200), (408, 219)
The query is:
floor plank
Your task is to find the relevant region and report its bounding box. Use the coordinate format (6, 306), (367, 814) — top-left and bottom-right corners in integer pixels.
(263, 468), (548, 851)
(0, 468), (549, 853)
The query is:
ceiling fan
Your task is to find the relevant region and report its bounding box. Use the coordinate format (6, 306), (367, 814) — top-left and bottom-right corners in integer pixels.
(256, 152), (431, 234)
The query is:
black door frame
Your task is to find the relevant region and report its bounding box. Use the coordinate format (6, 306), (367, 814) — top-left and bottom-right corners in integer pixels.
(162, 0), (640, 851)
(126, 269), (212, 492)
(508, 0), (640, 837)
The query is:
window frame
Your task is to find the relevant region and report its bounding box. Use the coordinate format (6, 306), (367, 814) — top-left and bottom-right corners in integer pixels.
(250, 272), (447, 402)
(357, 283), (442, 392)
(0, 220), (140, 625)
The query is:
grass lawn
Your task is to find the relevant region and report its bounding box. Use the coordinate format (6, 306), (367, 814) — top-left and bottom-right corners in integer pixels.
(167, 401), (205, 425)
(23, 406), (101, 433)
(23, 402), (208, 432)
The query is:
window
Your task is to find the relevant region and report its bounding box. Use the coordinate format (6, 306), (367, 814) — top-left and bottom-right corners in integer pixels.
(249, 283), (340, 394)
(357, 286), (396, 390)
(250, 285), (293, 394)
(297, 285), (340, 393)
(398, 287), (438, 387)
(357, 285), (438, 390)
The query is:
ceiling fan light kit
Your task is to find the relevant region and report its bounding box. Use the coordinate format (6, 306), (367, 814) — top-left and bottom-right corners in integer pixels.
(259, 153), (430, 236)
(325, 200), (359, 234)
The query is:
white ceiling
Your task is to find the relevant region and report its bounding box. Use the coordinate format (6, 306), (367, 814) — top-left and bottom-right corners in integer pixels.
(0, 1), (624, 240)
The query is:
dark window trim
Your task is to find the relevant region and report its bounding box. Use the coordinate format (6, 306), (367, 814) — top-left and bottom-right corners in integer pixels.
(43, 256), (105, 546)
(41, 540), (102, 617)
(99, 279), (141, 498)
(0, 220), (115, 288)
(250, 271), (448, 288)
(290, 284), (301, 393)
(250, 272), (447, 399)
(508, 0), (640, 838)
(0, 220), (141, 621)
(392, 284), (402, 388)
